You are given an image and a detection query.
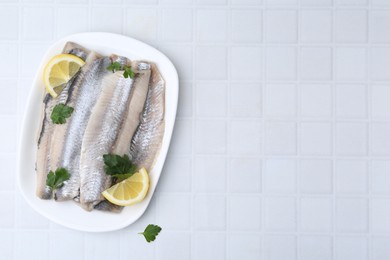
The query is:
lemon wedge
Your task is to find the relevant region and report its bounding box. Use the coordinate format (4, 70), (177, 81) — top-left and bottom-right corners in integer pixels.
(43, 54), (85, 98)
(102, 168), (150, 206)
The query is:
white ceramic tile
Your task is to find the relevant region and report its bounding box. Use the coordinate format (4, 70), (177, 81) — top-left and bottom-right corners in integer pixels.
(231, 0), (262, 4)
(372, 0), (390, 5)
(265, 84), (296, 117)
(120, 232), (155, 260)
(300, 197), (332, 232)
(228, 195), (261, 230)
(0, 116), (17, 153)
(370, 123), (390, 156)
(177, 81), (192, 117)
(124, 0), (157, 4)
(264, 197), (296, 231)
(57, 0), (87, 3)
(197, 9), (227, 42)
(22, 7), (53, 40)
(336, 84), (367, 118)
(197, 0), (226, 4)
(0, 155), (16, 191)
(335, 236), (368, 260)
(230, 83), (262, 117)
(195, 120), (226, 154)
(124, 9), (157, 43)
(372, 237), (390, 260)
(230, 120), (262, 155)
(300, 84), (332, 117)
(158, 156), (191, 192)
(266, 47), (297, 80)
(300, 159), (332, 194)
(370, 198), (390, 232)
(156, 232), (191, 260)
(0, 7), (18, 40)
(335, 10), (367, 43)
(85, 233), (120, 260)
(160, 0), (192, 4)
(15, 231), (49, 260)
(299, 236), (332, 260)
(300, 10), (332, 43)
(370, 47), (390, 80)
(231, 9), (262, 42)
(264, 159), (296, 193)
(301, 0), (332, 5)
(336, 198), (368, 232)
(20, 43), (50, 77)
(263, 235), (296, 260)
(0, 231), (13, 259)
(370, 11), (390, 43)
(161, 9), (193, 42)
(196, 83), (227, 117)
(228, 234), (261, 260)
(300, 122), (332, 156)
(371, 85), (390, 118)
(229, 158), (261, 193)
(159, 45), (192, 80)
(0, 44), (18, 77)
(57, 7), (88, 38)
(336, 160), (367, 194)
(91, 7), (122, 34)
(194, 233), (226, 260)
(0, 192), (14, 228)
(170, 119), (192, 155)
(156, 194), (190, 230)
(16, 193), (49, 229)
(0, 79), (17, 115)
(337, 0), (367, 5)
(196, 46), (227, 80)
(193, 195), (226, 230)
(231, 46), (262, 80)
(371, 160), (390, 194)
(266, 0), (297, 4)
(300, 47), (332, 80)
(335, 47), (367, 80)
(49, 230), (84, 257)
(336, 122), (367, 156)
(264, 10), (297, 43)
(265, 122), (297, 155)
(194, 156), (226, 192)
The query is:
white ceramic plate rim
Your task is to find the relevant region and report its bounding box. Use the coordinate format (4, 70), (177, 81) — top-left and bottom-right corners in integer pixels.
(17, 32), (178, 232)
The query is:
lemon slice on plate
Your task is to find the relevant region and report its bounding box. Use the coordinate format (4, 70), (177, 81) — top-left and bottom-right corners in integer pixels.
(102, 168), (150, 206)
(43, 54), (85, 98)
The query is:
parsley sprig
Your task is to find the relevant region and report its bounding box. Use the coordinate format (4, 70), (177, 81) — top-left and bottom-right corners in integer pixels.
(46, 168), (70, 191)
(103, 154), (137, 182)
(106, 61), (135, 79)
(51, 104), (74, 124)
(139, 224), (162, 243)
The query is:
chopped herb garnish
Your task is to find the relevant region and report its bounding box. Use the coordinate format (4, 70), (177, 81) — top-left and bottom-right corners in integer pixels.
(51, 104), (74, 124)
(106, 61), (121, 73)
(103, 154), (137, 182)
(46, 168), (70, 191)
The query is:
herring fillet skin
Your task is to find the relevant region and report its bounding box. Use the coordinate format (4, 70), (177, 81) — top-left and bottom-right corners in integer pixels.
(80, 65), (137, 211)
(93, 62), (151, 212)
(53, 56), (111, 201)
(35, 42), (90, 200)
(49, 51), (102, 201)
(129, 63), (165, 172)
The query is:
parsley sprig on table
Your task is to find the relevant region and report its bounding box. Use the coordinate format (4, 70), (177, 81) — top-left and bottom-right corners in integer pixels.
(139, 224), (162, 243)
(103, 154), (137, 182)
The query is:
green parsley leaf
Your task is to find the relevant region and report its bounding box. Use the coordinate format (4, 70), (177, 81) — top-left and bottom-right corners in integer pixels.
(123, 66), (135, 79)
(46, 168), (70, 191)
(103, 154), (137, 181)
(106, 62), (122, 73)
(51, 104), (74, 124)
(139, 224), (162, 243)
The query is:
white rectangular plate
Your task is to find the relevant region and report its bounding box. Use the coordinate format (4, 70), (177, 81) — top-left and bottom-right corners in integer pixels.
(17, 32), (178, 232)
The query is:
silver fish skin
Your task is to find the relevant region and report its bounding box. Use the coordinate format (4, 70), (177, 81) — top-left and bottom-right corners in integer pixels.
(129, 63), (165, 172)
(80, 64), (136, 211)
(53, 56), (111, 201)
(35, 42), (90, 200)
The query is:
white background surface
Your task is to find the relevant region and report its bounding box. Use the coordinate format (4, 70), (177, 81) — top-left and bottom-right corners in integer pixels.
(1, 0), (390, 259)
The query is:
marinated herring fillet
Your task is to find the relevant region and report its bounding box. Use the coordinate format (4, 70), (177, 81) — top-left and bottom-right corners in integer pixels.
(52, 56), (111, 201)
(35, 42), (90, 199)
(129, 63), (165, 172)
(80, 60), (151, 211)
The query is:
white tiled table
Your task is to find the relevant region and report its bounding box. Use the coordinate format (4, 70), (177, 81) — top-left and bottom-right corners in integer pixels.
(1, 0), (390, 259)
